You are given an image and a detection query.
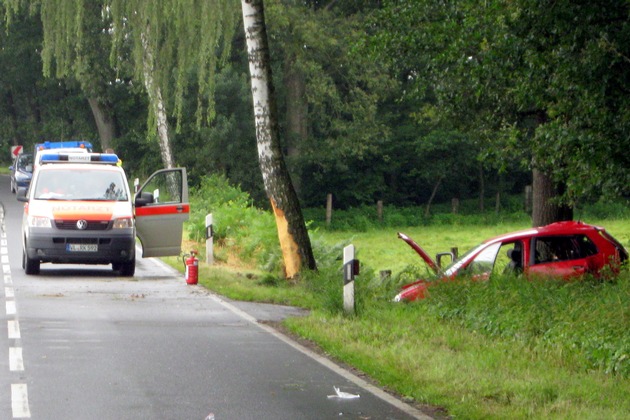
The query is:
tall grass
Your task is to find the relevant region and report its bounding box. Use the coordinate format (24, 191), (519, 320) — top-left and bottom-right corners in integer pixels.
(420, 274), (630, 377)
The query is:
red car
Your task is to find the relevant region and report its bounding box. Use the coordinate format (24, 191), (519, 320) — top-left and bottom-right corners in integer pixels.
(394, 221), (628, 302)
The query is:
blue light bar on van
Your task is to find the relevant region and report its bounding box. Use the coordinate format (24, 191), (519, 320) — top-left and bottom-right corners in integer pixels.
(39, 153), (119, 164)
(35, 140), (94, 151)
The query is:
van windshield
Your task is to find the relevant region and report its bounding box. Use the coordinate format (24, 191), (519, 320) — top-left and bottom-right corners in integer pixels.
(34, 169), (128, 201)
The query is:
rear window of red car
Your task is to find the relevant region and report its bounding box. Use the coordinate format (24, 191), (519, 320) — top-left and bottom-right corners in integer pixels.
(533, 235), (598, 264)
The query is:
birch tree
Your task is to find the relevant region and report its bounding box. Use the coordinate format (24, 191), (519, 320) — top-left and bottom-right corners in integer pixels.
(108, 0), (236, 168)
(241, 0), (316, 277)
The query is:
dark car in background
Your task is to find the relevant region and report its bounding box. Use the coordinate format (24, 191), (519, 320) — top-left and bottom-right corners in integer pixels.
(394, 221), (628, 302)
(9, 152), (33, 193)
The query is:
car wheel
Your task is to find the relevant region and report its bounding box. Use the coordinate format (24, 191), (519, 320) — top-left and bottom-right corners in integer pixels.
(23, 249), (40, 275)
(118, 259), (135, 277)
(11, 180), (15, 194)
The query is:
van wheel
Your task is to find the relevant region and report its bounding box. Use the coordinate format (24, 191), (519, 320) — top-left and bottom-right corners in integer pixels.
(23, 249), (40, 275)
(118, 259), (135, 277)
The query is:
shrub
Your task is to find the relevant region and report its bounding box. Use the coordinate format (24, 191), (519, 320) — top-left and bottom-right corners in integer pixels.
(188, 174), (281, 272)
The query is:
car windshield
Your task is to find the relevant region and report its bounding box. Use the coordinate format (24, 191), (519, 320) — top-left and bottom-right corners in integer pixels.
(34, 169), (128, 201)
(442, 243), (487, 277)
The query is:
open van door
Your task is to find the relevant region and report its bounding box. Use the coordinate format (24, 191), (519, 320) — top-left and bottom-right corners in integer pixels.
(134, 168), (189, 257)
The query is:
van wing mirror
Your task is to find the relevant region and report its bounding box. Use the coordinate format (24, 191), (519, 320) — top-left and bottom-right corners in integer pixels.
(134, 192), (154, 207)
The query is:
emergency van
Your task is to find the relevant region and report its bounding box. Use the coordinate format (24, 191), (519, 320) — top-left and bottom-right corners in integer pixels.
(17, 152), (189, 276)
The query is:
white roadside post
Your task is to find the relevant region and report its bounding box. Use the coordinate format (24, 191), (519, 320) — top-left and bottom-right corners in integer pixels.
(205, 214), (214, 265)
(343, 245), (359, 315)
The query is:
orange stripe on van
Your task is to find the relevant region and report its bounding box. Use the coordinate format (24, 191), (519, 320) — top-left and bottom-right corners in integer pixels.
(52, 202), (115, 221)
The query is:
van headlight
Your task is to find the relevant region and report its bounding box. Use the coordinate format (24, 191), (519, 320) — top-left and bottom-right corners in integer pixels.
(112, 217), (133, 229)
(28, 216), (52, 228)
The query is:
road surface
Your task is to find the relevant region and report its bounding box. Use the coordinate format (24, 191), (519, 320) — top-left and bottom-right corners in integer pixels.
(0, 174), (430, 419)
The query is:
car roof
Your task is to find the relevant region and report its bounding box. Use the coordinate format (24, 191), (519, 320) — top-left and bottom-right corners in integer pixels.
(482, 221), (601, 245)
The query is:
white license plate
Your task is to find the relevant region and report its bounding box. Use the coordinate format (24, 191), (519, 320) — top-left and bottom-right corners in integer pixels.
(67, 244), (98, 252)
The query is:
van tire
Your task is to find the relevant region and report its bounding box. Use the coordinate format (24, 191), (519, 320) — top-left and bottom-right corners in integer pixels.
(23, 249), (40, 275)
(118, 259), (135, 277)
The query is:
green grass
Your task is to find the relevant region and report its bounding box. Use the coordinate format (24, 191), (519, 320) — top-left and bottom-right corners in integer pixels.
(165, 217), (630, 419)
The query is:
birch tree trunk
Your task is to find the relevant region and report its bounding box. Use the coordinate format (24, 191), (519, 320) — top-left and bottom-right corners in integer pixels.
(141, 27), (175, 169)
(241, 0), (317, 278)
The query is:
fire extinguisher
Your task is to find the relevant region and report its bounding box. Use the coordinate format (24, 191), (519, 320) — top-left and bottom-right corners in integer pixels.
(183, 250), (199, 285)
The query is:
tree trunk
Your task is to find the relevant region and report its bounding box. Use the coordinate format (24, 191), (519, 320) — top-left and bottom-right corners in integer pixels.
(424, 176), (443, 217)
(284, 54), (308, 194)
(532, 169), (573, 227)
(141, 27), (175, 169)
(6, 90), (21, 145)
(478, 163), (485, 212)
(241, 0), (317, 278)
(87, 98), (117, 151)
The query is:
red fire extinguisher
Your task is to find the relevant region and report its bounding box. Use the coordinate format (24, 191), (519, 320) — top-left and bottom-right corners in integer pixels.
(183, 250), (199, 285)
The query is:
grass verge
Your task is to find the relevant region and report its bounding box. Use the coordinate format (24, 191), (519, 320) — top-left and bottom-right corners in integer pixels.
(164, 218), (630, 419)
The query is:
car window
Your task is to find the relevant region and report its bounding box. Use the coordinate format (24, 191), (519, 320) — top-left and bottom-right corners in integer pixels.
(494, 241), (524, 275)
(34, 169), (128, 201)
(463, 242), (502, 275)
(533, 235), (598, 264)
(18, 154), (33, 171)
(139, 170), (183, 204)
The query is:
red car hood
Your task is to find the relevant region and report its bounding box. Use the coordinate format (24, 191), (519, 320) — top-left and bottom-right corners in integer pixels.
(393, 232), (444, 302)
(397, 232), (440, 274)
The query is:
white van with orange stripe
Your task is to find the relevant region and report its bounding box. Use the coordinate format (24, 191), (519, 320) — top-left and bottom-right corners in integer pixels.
(17, 153), (189, 276)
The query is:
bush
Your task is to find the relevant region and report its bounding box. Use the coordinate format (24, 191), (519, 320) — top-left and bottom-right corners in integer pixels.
(188, 174), (281, 272)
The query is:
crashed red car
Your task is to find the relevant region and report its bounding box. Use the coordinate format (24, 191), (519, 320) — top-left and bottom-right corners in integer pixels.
(394, 221), (628, 302)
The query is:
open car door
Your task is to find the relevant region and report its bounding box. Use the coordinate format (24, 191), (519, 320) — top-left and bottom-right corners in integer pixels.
(134, 168), (189, 257)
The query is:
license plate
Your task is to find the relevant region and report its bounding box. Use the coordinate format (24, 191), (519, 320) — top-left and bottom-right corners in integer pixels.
(67, 244), (98, 252)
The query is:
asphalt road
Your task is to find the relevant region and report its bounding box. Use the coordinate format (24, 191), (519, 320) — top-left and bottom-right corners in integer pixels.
(0, 174), (430, 420)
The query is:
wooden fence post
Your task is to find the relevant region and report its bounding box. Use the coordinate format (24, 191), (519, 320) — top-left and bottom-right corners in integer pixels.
(326, 193), (333, 227)
(451, 198), (459, 214)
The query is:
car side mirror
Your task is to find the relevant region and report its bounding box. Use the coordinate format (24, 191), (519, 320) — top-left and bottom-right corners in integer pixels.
(9, 166), (14, 171)
(17, 188), (28, 202)
(135, 192), (154, 207)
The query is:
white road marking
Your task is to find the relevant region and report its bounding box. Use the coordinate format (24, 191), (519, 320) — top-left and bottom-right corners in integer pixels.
(10, 347), (24, 371)
(8, 320), (21, 339)
(7, 300), (16, 315)
(11, 384), (31, 418)
(6, 286), (15, 298)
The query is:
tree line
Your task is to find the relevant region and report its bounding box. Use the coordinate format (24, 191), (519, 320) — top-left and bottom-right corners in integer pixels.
(1, 1), (628, 277)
